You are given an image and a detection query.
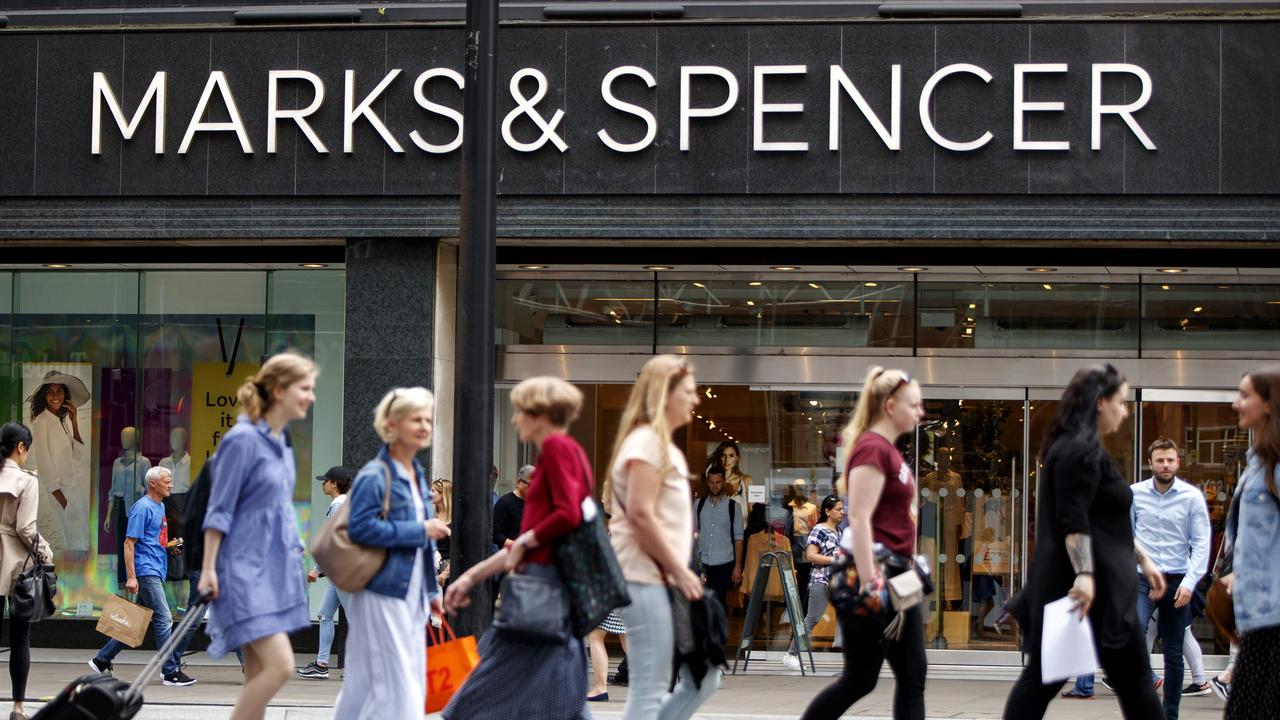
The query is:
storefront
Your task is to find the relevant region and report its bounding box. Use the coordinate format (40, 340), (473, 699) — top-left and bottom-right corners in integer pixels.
(1, 9), (1278, 659)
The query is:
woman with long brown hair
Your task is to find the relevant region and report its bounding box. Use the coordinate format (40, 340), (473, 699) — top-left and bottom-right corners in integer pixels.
(801, 367), (924, 720)
(1002, 364), (1165, 719)
(199, 351), (318, 720)
(1221, 366), (1280, 718)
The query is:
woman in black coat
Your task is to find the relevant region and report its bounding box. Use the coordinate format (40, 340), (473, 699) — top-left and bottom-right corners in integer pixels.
(1003, 365), (1167, 719)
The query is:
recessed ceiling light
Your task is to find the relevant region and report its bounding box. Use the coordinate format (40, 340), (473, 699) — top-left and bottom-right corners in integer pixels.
(43, 263), (71, 269)
(968, 303), (976, 309)
(644, 265), (673, 271)
(1193, 306), (1203, 313)
(1028, 267), (1057, 273)
(1157, 268), (1187, 274)
(746, 300), (755, 306)
(1161, 285), (1171, 290)
(1218, 285), (1231, 289)
(299, 263), (328, 269)
(518, 264), (547, 270)
(808, 282), (822, 289)
(898, 266), (927, 272)
(748, 281), (763, 287)
(692, 282), (705, 288)
(1042, 284), (1053, 290)
(865, 282), (879, 288)
(772, 266), (799, 271)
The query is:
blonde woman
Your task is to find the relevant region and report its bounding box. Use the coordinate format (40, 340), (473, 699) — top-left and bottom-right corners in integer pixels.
(609, 355), (717, 720)
(199, 352), (317, 720)
(430, 478), (453, 584)
(333, 387), (450, 719)
(444, 376), (593, 720)
(801, 367), (924, 720)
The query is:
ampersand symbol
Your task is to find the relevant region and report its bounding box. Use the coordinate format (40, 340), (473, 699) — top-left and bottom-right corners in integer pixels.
(501, 69), (569, 153)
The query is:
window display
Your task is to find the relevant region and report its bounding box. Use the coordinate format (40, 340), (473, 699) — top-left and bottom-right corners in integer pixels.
(3, 269), (344, 619)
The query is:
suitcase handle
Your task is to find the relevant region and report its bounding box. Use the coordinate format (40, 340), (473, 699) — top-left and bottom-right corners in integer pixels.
(124, 590), (215, 702)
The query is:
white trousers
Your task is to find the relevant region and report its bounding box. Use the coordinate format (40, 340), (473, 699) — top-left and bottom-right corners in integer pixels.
(333, 588), (428, 720)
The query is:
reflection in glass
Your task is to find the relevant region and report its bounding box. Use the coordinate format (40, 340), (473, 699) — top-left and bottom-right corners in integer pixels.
(658, 279), (912, 348)
(1143, 283), (1280, 352)
(918, 398), (1024, 649)
(495, 278), (654, 346)
(917, 282), (1138, 351)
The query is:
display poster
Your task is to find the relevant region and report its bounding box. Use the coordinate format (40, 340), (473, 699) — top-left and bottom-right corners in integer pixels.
(191, 361), (261, 480)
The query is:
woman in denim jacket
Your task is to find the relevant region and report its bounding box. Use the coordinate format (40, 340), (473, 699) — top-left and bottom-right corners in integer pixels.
(332, 386), (450, 720)
(1223, 366), (1280, 719)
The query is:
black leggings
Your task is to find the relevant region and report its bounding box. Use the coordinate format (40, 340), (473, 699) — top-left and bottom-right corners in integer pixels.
(1226, 625), (1280, 719)
(1004, 625), (1164, 719)
(800, 604), (926, 720)
(0, 595), (31, 702)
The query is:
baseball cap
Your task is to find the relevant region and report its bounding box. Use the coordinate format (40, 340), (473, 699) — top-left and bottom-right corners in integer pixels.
(316, 466), (353, 483)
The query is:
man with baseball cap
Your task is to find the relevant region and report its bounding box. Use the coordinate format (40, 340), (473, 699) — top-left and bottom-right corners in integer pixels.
(298, 466), (353, 679)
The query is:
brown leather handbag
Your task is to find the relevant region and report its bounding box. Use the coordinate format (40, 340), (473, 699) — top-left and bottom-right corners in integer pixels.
(309, 461), (393, 593)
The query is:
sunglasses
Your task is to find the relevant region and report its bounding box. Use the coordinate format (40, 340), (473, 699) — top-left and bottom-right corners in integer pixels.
(873, 368), (912, 395)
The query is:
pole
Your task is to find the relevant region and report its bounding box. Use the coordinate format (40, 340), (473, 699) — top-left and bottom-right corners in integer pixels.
(451, 0), (499, 636)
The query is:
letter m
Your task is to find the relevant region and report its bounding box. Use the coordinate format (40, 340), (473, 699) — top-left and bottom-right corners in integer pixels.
(92, 71), (167, 155)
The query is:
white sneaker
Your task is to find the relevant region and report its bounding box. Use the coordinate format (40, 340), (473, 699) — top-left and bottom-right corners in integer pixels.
(782, 653), (801, 670)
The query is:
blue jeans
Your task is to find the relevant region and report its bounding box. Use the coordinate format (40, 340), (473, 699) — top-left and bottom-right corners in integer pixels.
(1140, 573), (1187, 720)
(316, 583), (351, 666)
(618, 582), (719, 720)
(1072, 672), (1095, 695)
(96, 576), (181, 677)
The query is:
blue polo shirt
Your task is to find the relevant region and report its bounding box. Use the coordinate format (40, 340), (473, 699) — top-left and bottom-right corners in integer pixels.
(127, 496), (168, 580)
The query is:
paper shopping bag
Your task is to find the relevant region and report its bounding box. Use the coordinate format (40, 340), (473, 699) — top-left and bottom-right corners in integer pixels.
(96, 594), (153, 648)
(426, 619), (480, 713)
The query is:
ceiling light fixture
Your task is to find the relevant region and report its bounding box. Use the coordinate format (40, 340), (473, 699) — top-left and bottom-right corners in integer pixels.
(1042, 284), (1053, 290)
(865, 282), (879, 288)
(1157, 268), (1187, 274)
(808, 400), (819, 406)
(299, 263), (329, 269)
(44, 263), (71, 269)
(748, 281), (763, 287)
(772, 266), (800, 271)
(808, 282), (822, 289)
(644, 265), (673, 271)
(692, 282), (705, 288)
(968, 303), (976, 309)
(1161, 285), (1171, 291)
(746, 300), (755, 306)
(1193, 306), (1203, 313)
(518, 264), (547, 270)
(898, 266), (927, 272)
(1028, 267), (1057, 273)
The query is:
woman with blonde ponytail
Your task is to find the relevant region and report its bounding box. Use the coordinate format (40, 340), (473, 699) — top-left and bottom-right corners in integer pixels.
(609, 355), (718, 720)
(802, 366), (925, 720)
(199, 351), (318, 720)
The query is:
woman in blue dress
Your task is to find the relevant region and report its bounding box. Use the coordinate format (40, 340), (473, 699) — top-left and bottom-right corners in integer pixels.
(198, 352), (318, 720)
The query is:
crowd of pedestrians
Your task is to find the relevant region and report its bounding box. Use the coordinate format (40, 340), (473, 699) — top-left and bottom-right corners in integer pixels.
(0, 347), (1276, 720)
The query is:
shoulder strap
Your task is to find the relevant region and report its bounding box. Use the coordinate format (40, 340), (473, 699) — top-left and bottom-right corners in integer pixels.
(378, 460), (394, 520)
(696, 496), (706, 517)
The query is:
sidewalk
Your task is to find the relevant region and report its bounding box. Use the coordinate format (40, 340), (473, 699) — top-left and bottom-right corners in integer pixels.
(3, 657), (1227, 719)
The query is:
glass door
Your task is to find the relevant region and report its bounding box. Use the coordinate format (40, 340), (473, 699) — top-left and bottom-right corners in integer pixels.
(917, 388), (1026, 650)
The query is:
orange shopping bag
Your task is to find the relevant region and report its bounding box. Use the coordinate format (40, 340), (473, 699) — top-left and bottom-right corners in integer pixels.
(426, 618), (480, 713)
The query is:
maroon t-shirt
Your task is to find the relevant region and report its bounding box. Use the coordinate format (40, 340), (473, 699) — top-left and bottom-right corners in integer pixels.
(846, 432), (917, 556)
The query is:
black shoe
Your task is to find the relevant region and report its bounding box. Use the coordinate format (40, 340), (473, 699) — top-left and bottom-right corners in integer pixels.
(1183, 682), (1213, 696)
(297, 661), (330, 680)
(88, 658), (113, 675)
(163, 671), (196, 687)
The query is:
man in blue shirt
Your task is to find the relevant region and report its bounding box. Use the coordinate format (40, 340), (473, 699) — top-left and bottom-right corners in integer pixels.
(89, 466), (196, 687)
(1129, 438), (1210, 720)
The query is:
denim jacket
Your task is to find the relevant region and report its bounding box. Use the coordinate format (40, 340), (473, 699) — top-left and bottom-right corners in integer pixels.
(347, 446), (439, 601)
(1228, 450), (1280, 634)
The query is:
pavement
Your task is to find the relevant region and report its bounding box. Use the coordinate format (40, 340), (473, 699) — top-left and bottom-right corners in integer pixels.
(0, 649), (1229, 719)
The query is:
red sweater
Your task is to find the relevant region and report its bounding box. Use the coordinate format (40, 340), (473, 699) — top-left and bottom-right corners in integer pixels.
(520, 433), (593, 565)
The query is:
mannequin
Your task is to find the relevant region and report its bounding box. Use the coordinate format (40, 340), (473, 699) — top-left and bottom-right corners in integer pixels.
(106, 426), (151, 583)
(160, 427), (191, 511)
(921, 446), (966, 605)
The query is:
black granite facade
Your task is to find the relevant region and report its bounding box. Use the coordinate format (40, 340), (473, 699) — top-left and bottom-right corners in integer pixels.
(2, 21), (1277, 198)
(341, 237), (436, 469)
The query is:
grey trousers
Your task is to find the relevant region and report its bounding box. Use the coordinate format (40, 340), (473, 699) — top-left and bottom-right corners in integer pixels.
(618, 582), (720, 720)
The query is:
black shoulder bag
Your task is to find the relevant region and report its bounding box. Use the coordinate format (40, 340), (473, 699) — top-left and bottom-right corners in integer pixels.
(13, 532), (57, 622)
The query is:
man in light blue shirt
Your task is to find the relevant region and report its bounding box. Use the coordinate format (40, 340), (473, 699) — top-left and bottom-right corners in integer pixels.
(1129, 439), (1211, 720)
(695, 465), (744, 606)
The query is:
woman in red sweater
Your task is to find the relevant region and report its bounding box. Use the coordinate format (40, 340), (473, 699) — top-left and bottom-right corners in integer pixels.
(443, 375), (592, 720)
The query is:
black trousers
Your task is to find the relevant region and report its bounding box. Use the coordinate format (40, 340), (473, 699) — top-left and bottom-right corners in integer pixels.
(1004, 624), (1165, 719)
(1226, 625), (1280, 719)
(703, 561), (735, 606)
(0, 595), (31, 702)
(800, 604), (926, 720)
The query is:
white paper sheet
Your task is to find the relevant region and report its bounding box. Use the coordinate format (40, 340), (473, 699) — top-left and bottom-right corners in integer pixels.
(1040, 596), (1100, 684)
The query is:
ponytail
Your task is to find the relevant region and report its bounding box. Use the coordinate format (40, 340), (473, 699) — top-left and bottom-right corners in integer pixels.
(237, 351), (317, 422)
(0, 423), (32, 460)
(839, 366), (914, 485)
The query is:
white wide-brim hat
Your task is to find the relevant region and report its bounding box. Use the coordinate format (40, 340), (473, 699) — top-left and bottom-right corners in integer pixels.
(35, 371), (91, 408)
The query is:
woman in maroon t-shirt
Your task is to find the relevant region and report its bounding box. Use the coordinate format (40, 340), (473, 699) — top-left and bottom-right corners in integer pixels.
(801, 366), (925, 720)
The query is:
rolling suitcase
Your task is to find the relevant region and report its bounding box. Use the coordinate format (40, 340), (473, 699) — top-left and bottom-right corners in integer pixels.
(33, 592), (212, 720)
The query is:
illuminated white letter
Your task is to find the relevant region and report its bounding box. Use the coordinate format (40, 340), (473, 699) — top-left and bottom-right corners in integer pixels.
(597, 66), (657, 153)
(828, 65), (900, 151)
(92, 71), (166, 155)
(344, 69), (405, 154)
(679, 66), (738, 152)
(1091, 63), (1156, 151)
(410, 69), (465, 154)
(753, 65), (808, 152)
(1013, 63), (1069, 151)
(267, 70), (328, 154)
(179, 71), (253, 155)
(919, 63), (994, 152)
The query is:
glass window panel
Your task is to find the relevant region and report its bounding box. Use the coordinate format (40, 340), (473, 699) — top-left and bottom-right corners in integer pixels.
(917, 282), (1138, 351)
(918, 397), (1025, 650)
(496, 278), (654, 346)
(1142, 283), (1280, 352)
(13, 271), (140, 617)
(657, 279), (912, 348)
